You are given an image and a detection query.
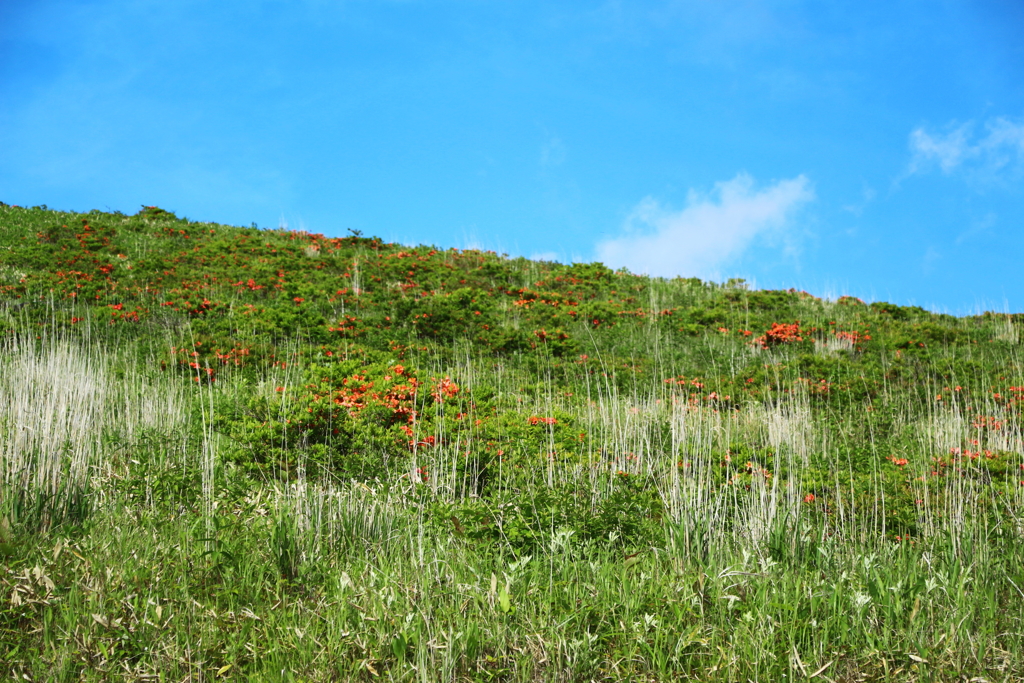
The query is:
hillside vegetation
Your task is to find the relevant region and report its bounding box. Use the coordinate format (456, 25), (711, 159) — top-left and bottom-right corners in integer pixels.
(1, 202), (1022, 681)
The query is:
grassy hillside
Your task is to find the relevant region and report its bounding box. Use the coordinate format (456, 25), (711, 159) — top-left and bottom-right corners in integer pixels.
(1, 202), (1023, 681)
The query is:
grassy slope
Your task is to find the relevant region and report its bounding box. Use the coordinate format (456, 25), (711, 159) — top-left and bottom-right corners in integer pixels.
(1, 202), (1023, 681)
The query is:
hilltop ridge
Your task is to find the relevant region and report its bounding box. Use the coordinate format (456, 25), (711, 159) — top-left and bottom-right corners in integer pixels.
(1, 202), (1001, 365)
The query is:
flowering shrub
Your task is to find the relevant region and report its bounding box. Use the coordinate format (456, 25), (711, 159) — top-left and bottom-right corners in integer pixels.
(754, 322), (804, 349)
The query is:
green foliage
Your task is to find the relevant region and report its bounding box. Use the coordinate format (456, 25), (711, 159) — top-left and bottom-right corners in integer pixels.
(2, 202), (1024, 680)
(432, 471), (665, 552)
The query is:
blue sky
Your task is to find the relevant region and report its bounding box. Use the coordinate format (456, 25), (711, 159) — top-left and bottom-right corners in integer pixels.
(3, 1), (1023, 313)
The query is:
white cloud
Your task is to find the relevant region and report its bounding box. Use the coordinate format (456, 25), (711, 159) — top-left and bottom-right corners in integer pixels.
(594, 173), (814, 279)
(908, 117), (1024, 177)
(909, 123), (973, 173)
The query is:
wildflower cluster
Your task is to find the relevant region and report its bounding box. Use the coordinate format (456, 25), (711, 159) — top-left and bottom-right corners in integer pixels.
(753, 322), (804, 349)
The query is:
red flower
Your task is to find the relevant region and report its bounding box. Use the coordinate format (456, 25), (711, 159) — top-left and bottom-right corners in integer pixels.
(754, 322), (803, 349)
(431, 377), (459, 403)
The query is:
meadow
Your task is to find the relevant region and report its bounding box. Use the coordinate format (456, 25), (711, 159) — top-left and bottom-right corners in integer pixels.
(1, 202), (1022, 681)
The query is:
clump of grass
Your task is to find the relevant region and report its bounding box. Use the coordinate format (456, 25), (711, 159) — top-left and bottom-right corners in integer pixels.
(0, 337), (108, 529)
(0, 335), (188, 532)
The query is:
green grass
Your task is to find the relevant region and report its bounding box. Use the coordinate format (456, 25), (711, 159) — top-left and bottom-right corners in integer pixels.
(1, 202), (1022, 680)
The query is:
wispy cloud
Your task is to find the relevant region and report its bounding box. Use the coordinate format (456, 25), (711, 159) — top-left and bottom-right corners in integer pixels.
(540, 137), (566, 167)
(842, 185), (876, 217)
(907, 117), (1024, 178)
(955, 212), (997, 245)
(594, 173), (814, 279)
(922, 246), (941, 275)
